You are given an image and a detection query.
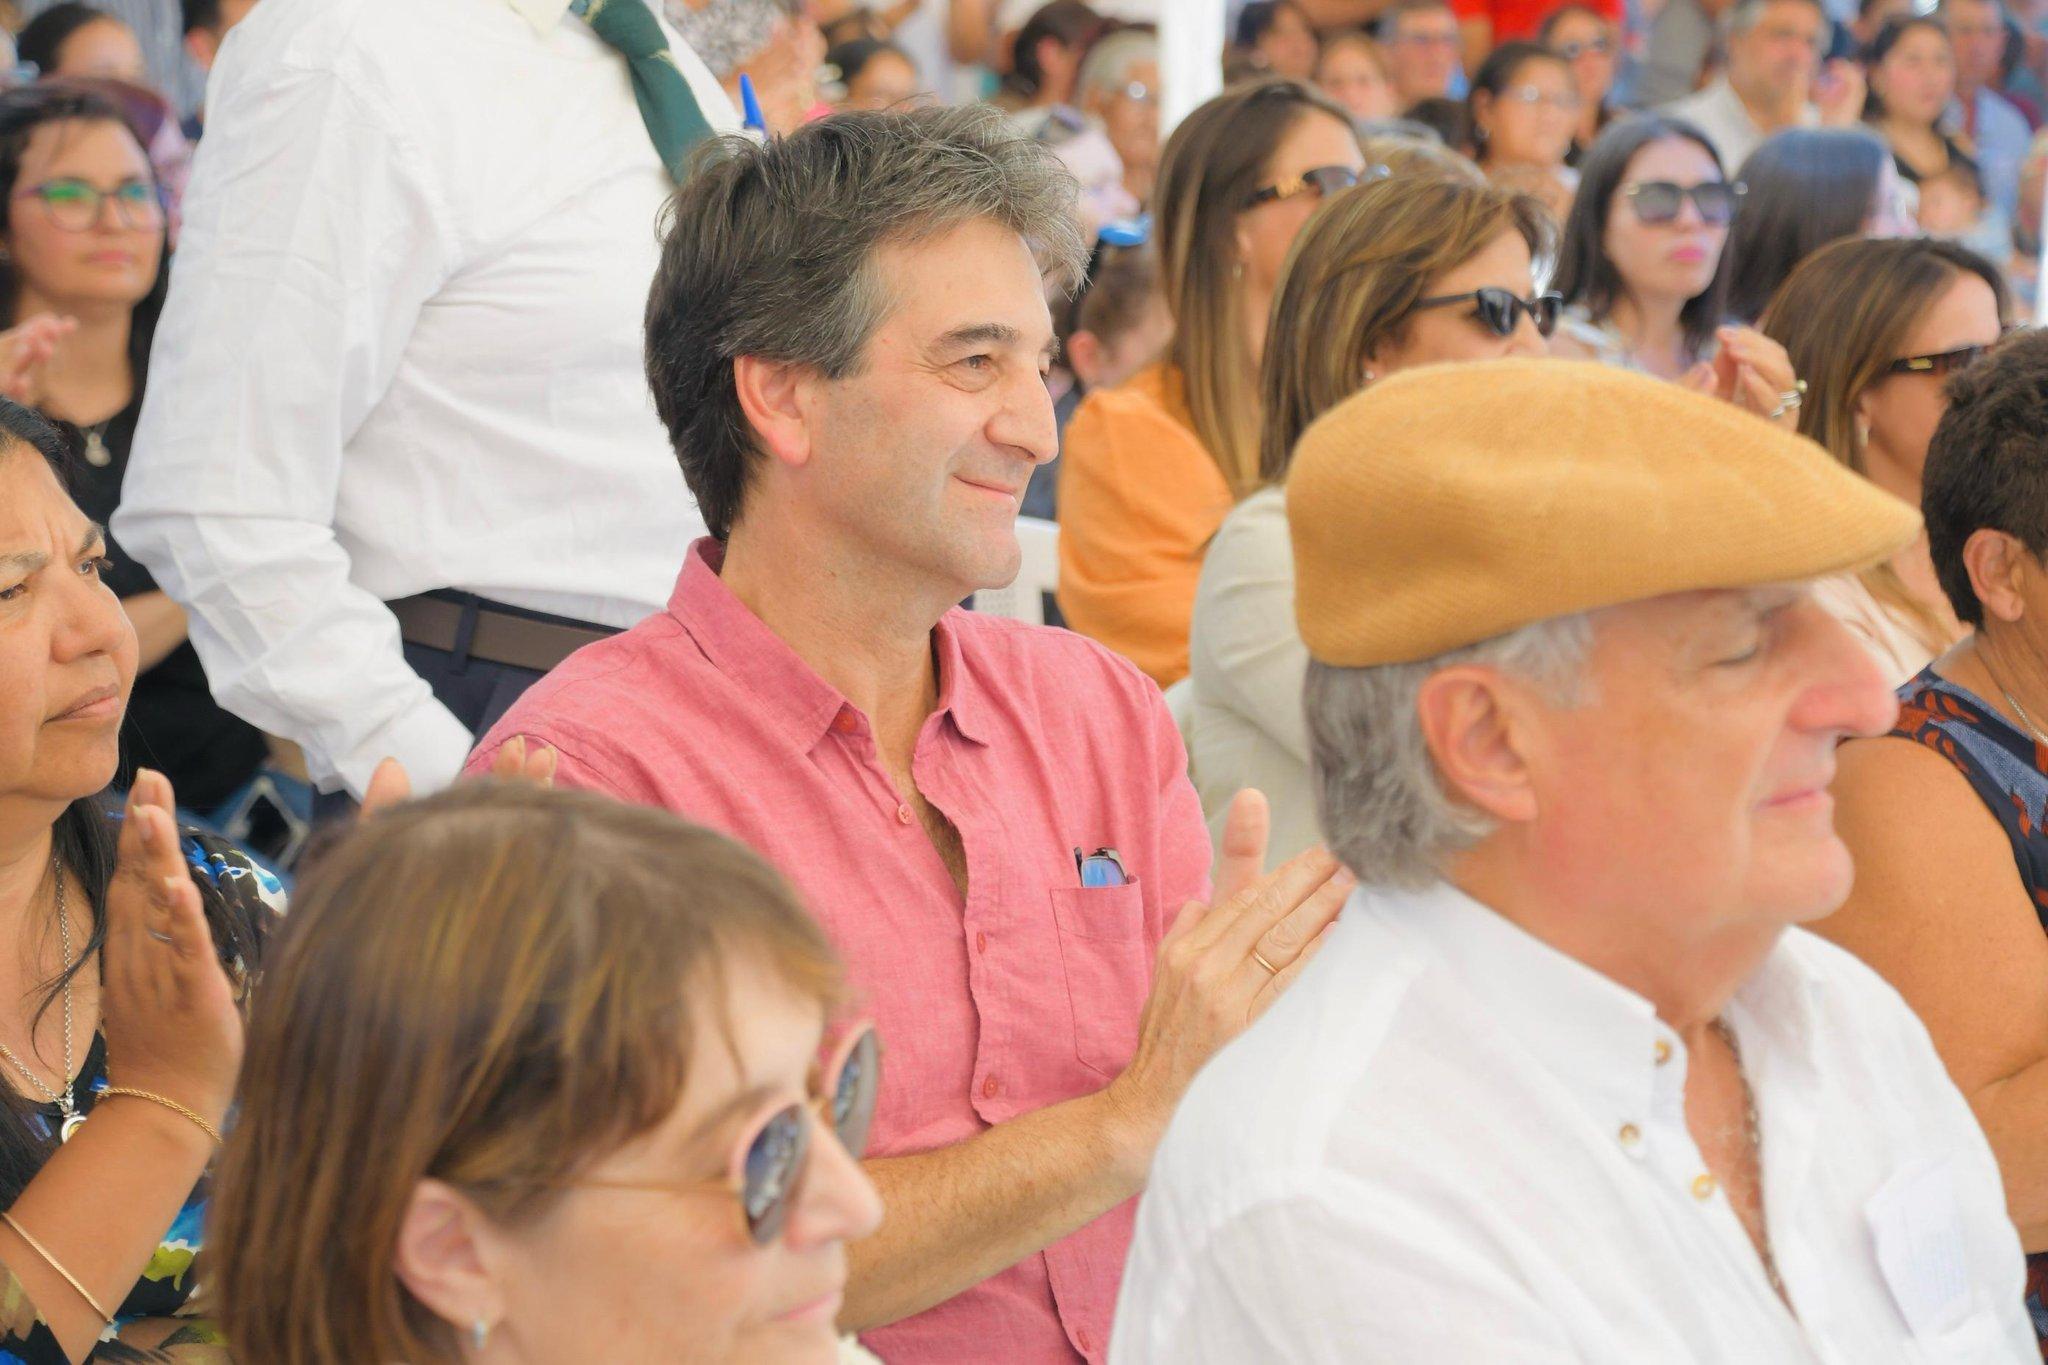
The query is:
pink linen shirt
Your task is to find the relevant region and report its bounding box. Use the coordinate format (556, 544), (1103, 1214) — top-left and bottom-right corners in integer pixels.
(467, 539), (1213, 1363)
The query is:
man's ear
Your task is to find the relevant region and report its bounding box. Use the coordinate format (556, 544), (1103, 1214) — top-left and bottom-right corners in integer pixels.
(1963, 527), (2034, 625)
(392, 1179), (506, 1345)
(1413, 665), (1543, 826)
(732, 354), (816, 471)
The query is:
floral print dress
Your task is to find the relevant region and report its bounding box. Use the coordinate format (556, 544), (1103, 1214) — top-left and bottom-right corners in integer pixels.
(0, 831), (283, 1364)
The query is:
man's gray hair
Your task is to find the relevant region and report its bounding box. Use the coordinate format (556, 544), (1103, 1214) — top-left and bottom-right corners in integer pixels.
(1306, 614), (1596, 889)
(646, 104), (1088, 541)
(1077, 28), (1158, 103)
(1723, 0), (1825, 40)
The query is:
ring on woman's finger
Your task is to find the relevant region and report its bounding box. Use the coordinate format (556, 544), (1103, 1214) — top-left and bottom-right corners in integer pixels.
(1251, 949), (1281, 975)
(1767, 378), (1808, 420)
(146, 928), (175, 945)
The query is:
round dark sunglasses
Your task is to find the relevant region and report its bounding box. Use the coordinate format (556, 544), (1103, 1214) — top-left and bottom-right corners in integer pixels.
(1413, 287), (1562, 339)
(1623, 179), (1745, 226)
(562, 1023), (882, 1246)
(1245, 163), (1389, 209)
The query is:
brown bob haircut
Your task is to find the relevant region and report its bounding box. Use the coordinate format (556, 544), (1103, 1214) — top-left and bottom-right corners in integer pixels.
(207, 784), (843, 1365)
(1259, 172), (1553, 486)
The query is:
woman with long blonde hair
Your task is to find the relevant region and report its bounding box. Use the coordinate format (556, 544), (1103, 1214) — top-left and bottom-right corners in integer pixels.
(1056, 77), (1363, 686)
(1187, 172), (1555, 867)
(1759, 235), (2007, 681)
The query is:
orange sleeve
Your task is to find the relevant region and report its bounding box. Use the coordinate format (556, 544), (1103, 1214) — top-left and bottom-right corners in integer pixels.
(1055, 377), (1235, 688)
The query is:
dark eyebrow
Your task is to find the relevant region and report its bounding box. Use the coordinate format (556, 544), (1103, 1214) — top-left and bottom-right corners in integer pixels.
(936, 322), (1025, 352)
(0, 523), (102, 579)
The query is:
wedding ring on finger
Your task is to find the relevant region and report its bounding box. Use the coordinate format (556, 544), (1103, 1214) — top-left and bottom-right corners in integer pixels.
(1768, 378), (1808, 421)
(1251, 949), (1281, 975)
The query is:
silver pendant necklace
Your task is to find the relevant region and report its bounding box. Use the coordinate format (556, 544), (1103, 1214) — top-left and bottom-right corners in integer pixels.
(0, 862), (80, 1141)
(81, 421), (112, 469)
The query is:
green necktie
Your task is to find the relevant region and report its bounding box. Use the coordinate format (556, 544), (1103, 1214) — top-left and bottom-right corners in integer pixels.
(572, 0), (716, 182)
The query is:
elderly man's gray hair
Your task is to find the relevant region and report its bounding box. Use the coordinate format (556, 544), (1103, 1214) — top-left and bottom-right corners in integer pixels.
(1723, 0), (1825, 40)
(1077, 28), (1157, 103)
(1307, 614), (1596, 889)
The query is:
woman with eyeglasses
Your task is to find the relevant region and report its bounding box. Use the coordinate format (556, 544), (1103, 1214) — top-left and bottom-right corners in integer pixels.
(1058, 78), (1363, 687)
(1537, 6), (1619, 163)
(1467, 41), (1579, 221)
(209, 783), (885, 1365)
(1760, 236), (2007, 681)
(0, 83), (269, 826)
(1187, 173), (1554, 869)
(1811, 328), (2048, 1353)
(1551, 115), (1797, 420)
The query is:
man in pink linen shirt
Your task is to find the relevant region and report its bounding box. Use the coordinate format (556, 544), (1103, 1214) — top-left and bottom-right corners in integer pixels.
(467, 106), (1352, 1363)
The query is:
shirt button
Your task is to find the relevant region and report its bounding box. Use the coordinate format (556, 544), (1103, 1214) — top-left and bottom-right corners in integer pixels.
(896, 804), (914, 824)
(975, 931), (988, 954)
(1692, 1173), (1718, 1200)
(832, 712), (857, 734)
(1654, 1039), (1672, 1066)
(982, 1076), (999, 1099)
(1617, 1122), (1642, 1150)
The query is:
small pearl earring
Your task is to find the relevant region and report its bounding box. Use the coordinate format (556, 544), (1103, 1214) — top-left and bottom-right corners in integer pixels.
(471, 1318), (490, 1350)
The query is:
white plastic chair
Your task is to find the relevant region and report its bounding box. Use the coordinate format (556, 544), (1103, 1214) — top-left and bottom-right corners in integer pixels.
(971, 516), (1061, 624)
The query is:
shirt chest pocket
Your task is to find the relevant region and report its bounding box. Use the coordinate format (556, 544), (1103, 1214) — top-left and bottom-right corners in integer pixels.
(1047, 882), (1152, 1081)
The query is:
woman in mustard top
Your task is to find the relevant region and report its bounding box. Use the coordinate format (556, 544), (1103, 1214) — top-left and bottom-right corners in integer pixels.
(1056, 78), (1365, 686)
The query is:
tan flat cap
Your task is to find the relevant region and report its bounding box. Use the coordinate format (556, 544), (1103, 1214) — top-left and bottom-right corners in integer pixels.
(1287, 358), (1922, 667)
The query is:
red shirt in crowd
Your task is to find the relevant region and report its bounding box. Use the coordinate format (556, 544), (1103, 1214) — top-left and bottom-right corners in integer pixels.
(467, 539), (1212, 1364)
(1452, 0), (1621, 45)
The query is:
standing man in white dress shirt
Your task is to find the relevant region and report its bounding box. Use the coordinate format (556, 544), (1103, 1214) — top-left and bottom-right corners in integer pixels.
(113, 0), (736, 804)
(1112, 359), (2038, 1362)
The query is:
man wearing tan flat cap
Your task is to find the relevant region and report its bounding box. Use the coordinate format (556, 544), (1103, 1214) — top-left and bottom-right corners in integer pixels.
(1111, 359), (2036, 1362)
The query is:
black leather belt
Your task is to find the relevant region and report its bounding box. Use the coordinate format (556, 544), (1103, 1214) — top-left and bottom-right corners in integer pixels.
(387, 591), (618, 674)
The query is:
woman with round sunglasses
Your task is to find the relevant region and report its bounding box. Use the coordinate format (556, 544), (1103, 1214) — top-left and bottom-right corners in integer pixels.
(209, 783), (884, 1365)
(1538, 5), (1620, 164)
(1760, 235), (2008, 682)
(1186, 173), (1553, 869)
(1467, 41), (1580, 222)
(1058, 78), (1363, 686)
(1552, 115), (1803, 428)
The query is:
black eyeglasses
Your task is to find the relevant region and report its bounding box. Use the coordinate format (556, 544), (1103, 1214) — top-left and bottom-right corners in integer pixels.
(1886, 344), (1989, 377)
(1413, 287), (1562, 338)
(1554, 36), (1615, 59)
(1623, 180), (1745, 226)
(1244, 163), (1388, 209)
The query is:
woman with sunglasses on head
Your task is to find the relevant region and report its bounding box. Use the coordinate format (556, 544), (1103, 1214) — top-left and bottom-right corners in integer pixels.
(0, 83), (269, 826)
(210, 783), (884, 1365)
(1186, 173), (1554, 869)
(1760, 236), (2007, 682)
(1058, 78), (1363, 687)
(1538, 5), (1620, 164)
(1467, 41), (1580, 221)
(1550, 114), (1798, 422)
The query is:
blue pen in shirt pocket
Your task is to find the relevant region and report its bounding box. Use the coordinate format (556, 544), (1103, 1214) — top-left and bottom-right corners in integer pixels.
(1073, 846), (1128, 887)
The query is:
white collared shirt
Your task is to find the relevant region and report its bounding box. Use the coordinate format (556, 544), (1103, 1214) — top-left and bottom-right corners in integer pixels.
(1112, 881), (2034, 1363)
(1660, 79), (1819, 175)
(115, 0), (737, 799)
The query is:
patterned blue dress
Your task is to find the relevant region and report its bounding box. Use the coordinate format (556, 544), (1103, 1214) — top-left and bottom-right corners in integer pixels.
(1890, 666), (2048, 1355)
(0, 830), (283, 1364)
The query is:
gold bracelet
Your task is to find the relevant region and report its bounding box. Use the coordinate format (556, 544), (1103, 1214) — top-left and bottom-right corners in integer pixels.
(98, 1088), (223, 1146)
(0, 1209), (110, 1323)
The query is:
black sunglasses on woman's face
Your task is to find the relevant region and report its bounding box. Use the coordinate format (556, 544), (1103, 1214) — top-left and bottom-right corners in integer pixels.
(1412, 287), (1563, 339)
